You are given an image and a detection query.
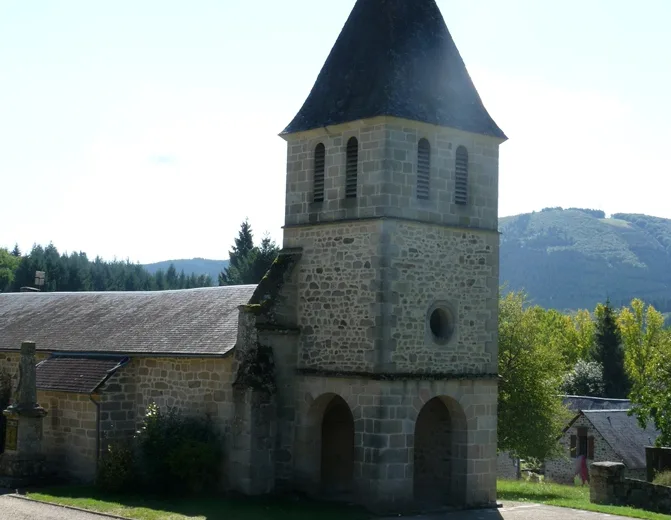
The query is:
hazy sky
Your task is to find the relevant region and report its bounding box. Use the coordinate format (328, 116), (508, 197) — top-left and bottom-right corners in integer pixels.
(1, 1), (670, 263)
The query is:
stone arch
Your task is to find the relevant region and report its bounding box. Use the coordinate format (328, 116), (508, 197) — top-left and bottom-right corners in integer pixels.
(296, 392), (355, 498)
(413, 396), (468, 508)
(320, 395), (354, 495)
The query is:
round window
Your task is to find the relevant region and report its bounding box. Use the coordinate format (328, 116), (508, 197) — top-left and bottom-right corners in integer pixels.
(429, 306), (454, 344)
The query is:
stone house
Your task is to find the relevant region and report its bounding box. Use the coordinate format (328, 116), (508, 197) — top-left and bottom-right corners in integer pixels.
(545, 407), (660, 484)
(0, 0), (506, 513)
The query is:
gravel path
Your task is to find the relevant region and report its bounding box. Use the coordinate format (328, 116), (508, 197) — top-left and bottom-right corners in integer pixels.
(0, 494), (119, 520)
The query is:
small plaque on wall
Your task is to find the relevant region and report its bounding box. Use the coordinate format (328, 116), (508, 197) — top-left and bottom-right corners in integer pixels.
(5, 419), (18, 451)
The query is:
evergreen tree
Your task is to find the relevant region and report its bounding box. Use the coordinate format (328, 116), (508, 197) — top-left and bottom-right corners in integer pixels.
(219, 221), (279, 286)
(219, 219), (256, 285)
(10, 244), (20, 257)
(592, 299), (630, 398)
(166, 264), (178, 289)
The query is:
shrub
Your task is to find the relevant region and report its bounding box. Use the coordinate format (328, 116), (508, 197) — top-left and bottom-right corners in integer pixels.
(96, 439), (135, 492)
(97, 403), (222, 496)
(653, 470), (671, 487)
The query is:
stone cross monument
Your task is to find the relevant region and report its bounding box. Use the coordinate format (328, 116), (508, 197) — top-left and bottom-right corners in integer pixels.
(0, 341), (48, 487)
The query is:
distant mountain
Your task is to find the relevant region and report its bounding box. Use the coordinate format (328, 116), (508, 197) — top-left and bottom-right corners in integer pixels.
(500, 208), (671, 311)
(148, 210), (671, 312)
(143, 258), (229, 286)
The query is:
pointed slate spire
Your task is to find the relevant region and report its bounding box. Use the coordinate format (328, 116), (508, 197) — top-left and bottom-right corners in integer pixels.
(282, 0), (505, 139)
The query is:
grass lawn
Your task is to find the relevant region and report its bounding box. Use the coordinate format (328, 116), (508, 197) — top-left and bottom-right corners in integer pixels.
(25, 487), (371, 520)
(498, 479), (671, 520)
(25, 481), (671, 519)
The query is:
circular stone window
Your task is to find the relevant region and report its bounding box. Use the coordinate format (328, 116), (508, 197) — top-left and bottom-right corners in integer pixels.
(428, 305), (455, 345)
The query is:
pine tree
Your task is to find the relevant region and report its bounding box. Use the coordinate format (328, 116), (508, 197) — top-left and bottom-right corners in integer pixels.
(10, 244), (20, 257)
(166, 264), (178, 289)
(219, 219), (257, 285)
(592, 299), (630, 398)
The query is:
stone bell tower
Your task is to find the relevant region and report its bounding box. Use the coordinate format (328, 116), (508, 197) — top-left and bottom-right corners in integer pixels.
(280, 0), (506, 513)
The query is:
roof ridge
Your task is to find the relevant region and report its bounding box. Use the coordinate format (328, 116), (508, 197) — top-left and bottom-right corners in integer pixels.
(0, 284), (259, 297)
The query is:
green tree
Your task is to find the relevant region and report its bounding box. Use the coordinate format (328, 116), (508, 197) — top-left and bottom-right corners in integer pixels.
(219, 221), (279, 285)
(618, 298), (671, 446)
(498, 291), (572, 460)
(592, 300), (629, 398)
(0, 248), (21, 292)
(10, 244), (20, 257)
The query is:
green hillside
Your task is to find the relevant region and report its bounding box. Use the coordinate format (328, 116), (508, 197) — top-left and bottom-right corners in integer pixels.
(143, 258), (228, 286)
(500, 208), (671, 311)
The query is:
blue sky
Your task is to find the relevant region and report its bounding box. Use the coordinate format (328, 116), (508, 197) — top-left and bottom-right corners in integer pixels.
(1, 0), (670, 263)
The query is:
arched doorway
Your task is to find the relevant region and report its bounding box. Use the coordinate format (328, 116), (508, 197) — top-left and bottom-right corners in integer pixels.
(414, 397), (467, 508)
(320, 395), (354, 497)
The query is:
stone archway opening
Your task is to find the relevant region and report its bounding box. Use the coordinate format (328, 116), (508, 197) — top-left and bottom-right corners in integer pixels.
(320, 395), (354, 497)
(414, 396), (467, 508)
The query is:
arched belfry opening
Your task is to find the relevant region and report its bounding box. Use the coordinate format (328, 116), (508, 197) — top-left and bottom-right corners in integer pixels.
(414, 397), (467, 508)
(320, 395), (355, 496)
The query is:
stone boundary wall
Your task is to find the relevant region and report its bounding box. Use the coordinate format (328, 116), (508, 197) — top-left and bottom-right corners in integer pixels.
(591, 461), (671, 515)
(497, 451), (520, 480)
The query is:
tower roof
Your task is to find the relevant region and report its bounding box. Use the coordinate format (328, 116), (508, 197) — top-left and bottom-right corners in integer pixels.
(282, 0), (506, 139)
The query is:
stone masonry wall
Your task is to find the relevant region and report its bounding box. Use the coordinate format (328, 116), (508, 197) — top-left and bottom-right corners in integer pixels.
(40, 391), (98, 482)
(0, 353), (238, 484)
(292, 375), (498, 514)
(100, 356), (237, 436)
(383, 120), (500, 231)
(545, 415), (620, 484)
(283, 116), (502, 231)
(0, 353), (98, 481)
(387, 220), (498, 374)
(283, 221), (380, 372)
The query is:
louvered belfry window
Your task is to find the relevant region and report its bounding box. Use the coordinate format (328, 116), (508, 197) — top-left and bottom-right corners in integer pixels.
(313, 143), (325, 202)
(345, 137), (358, 199)
(417, 138), (430, 200)
(455, 145), (469, 205)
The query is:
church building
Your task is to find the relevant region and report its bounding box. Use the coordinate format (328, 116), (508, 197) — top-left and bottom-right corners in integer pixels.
(0, 0), (506, 513)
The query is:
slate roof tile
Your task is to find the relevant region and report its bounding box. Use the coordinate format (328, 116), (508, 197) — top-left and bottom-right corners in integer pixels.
(282, 0), (506, 139)
(583, 410), (660, 470)
(0, 286), (256, 356)
(36, 355), (128, 394)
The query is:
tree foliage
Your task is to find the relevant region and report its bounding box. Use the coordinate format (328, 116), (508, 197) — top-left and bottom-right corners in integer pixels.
(561, 360), (605, 397)
(218, 220), (279, 286)
(498, 291), (572, 460)
(2, 243), (211, 293)
(0, 248), (21, 292)
(618, 298), (671, 446)
(592, 300), (629, 398)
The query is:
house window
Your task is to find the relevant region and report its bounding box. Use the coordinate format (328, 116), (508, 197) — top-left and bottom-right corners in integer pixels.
(455, 145), (469, 205)
(345, 137), (358, 199)
(571, 427), (595, 459)
(417, 138), (430, 200)
(313, 143), (325, 203)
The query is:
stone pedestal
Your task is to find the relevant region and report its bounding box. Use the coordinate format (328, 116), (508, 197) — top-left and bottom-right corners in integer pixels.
(0, 341), (48, 488)
(590, 461), (625, 506)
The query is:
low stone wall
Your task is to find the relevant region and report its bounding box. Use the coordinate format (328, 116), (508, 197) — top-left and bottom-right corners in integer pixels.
(497, 451), (520, 480)
(591, 461), (671, 515)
